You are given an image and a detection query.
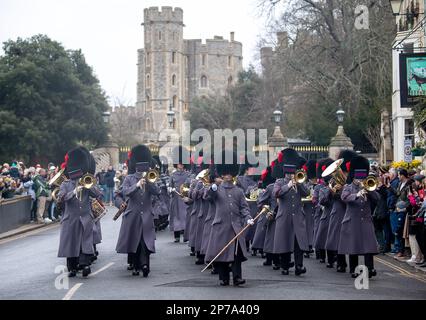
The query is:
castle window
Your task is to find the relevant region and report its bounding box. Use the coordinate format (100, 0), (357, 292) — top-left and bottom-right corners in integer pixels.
(202, 54), (206, 66)
(159, 31), (162, 40)
(146, 74), (151, 88)
(172, 52), (176, 64)
(172, 95), (178, 109)
(228, 76), (233, 86)
(146, 95), (152, 112)
(146, 52), (150, 66)
(146, 118), (151, 130)
(172, 74), (176, 86)
(184, 103), (189, 112)
(228, 56), (232, 67)
(200, 75), (207, 88)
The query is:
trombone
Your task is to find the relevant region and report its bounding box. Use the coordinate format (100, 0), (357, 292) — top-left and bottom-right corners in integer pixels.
(77, 173), (96, 201)
(140, 169), (159, 191)
(49, 169), (68, 203)
(291, 170), (307, 191)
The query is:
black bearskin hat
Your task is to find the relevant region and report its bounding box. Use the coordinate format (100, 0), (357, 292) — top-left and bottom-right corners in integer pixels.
(216, 150), (239, 177)
(152, 155), (162, 172)
(260, 166), (275, 189)
(348, 155), (370, 181)
(128, 144), (152, 174)
(304, 159), (317, 180)
(280, 148), (302, 174)
(66, 147), (90, 179)
(316, 158), (333, 180)
(271, 158), (283, 179)
(337, 149), (357, 173)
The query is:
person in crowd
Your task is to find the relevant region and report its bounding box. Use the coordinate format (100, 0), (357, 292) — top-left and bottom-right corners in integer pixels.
(103, 166), (115, 206)
(406, 179), (424, 264)
(32, 168), (52, 224)
(374, 170), (392, 253)
(96, 167), (107, 201)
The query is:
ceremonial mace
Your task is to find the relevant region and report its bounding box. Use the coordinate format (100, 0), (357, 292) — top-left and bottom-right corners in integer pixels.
(201, 205), (271, 273)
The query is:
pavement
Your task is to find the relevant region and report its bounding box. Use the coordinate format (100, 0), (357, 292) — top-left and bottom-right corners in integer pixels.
(0, 207), (425, 300)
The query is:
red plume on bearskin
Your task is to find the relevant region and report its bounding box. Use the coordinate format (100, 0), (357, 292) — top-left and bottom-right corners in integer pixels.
(198, 156), (203, 165)
(278, 151), (283, 163)
(60, 162), (66, 169)
(261, 169), (268, 181)
(316, 162), (319, 170)
(322, 165), (326, 172)
(302, 165), (308, 172)
(127, 151), (132, 160)
(271, 160), (276, 169)
(346, 161), (351, 172)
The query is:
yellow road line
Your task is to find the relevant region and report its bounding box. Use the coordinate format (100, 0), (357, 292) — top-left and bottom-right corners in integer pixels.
(375, 257), (426, 284)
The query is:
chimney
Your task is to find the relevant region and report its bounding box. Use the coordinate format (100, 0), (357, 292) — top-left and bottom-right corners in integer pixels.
(230, 32), (235, 42)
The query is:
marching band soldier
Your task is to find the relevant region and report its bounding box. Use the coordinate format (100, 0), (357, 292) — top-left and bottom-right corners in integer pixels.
(273, 148), (310, 276)
(256, 165), (279, 268)
(88, 153), (103, 261)
(116, 145), (160, 277)
(302, 159), (317, 257)
(57, 147), (101, 277)
(169, 146), (192, 243)
(152, 155), (170, 231)
(236, 162), (259, 255)
(324, 150), (356, 272)
(313, 158), (334, 265)
(338, 155), (379, 278)
(204, 150), (254, 286)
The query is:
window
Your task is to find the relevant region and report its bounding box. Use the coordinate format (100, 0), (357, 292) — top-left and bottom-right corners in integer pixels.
(404, 119), (415, 144)
(172, 51), (176, 64)
(172, 74), (176, 86)
(159, 31), (162, 40)
(172, 95), (178, 109)
(228, 76), (233, 86)
(146, 118), (151, 130)
(202, 54), (206, 66)
(146, 52), (150, 66)
(146, 95), (151, 112)
(228, 56), (232, 67)
(184, 103), (188, 112)
(200, 75), (207, 88)
(146, 74), (151, 88)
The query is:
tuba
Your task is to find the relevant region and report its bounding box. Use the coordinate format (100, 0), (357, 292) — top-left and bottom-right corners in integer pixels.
(49, 168), (68, 204)
(363, 175), (378, 192)
(322, 158), (347, 193)
(245, 187), (262, 202)
(196, 169), (210, 186)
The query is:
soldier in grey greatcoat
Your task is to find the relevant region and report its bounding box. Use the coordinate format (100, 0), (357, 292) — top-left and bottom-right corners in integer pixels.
(236, 164), (259, 255)
(273, 148), (310, 276)
(88, 153), (102, 261)
(313, 158), (333, 264)
(302, 159), (317, 257)
(204, 150), (254, 286)
(338, 155), (379, 278)
(255, 165), (278, 268)
(324, 150), (356, 272)
(115, 145), (160, 277)
(57, 147), (102, 278)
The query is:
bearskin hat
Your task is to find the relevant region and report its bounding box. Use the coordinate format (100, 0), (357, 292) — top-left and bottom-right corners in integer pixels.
(348, 155), (370, 181)
(304, 159), (317, 180)
(216, 150), (239, 177)
(260, 166), (275, 189)
(66, 147), (90, 179)
(128, 144), (152, 174)
(316, 158), (333, 180)
(271, 157), (283, 179)
(337, 149), (357, 173)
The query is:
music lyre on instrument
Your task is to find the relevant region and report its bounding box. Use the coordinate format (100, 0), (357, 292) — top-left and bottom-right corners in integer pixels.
(201, 205), (271, 273)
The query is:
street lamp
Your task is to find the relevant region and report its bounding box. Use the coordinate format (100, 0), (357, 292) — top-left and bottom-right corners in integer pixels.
(389, 0), (403, 16)
(336, 104), (345, 124)
(273, 110), (283, 124)
(102, 111), (111, 124)
(167, 103), (175, 129)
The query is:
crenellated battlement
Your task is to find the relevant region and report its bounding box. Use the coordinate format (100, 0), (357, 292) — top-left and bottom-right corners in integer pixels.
(144, 6), (183, 24)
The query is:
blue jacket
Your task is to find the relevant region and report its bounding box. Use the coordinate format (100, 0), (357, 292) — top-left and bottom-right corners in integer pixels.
(387, 177), (399, 211)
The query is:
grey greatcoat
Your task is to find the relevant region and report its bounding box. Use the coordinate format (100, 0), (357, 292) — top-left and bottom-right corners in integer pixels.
(273, 177), (310, 254)
(303, 182), (316, 247)
(200, 188), (216, 256)
(338, 183), (380, 255)
(251, 188), (268, 250)
(204, 181), (251, 263)
(115, 173), (160, 254)
(237, 175), (258, 241)
(58, 180), (102, 258)
(93, 220), (102, 245)
(312, 184), (323, 243)
(194, 184), (208, 252)
(188, 180), (204, 248)
(169, 170), (191, 232)
(325, 192), (346, 251)
(257, 183), (277, 253)
(313, 185), (333, 250)
(183, 177), (196, 242)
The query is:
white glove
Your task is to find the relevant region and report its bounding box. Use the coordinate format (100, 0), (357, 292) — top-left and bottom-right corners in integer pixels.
(356, 190), (366, 198)
(211, 183), (218, 192)
(287, 180), (294, 188)
(171, 187), (176, 193)
(137, 180), (145, 188)
(74, 185), (83, 195)
(247, 219), (255, 226)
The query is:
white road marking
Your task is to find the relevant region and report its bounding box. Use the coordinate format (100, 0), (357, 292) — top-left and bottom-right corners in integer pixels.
(383, 272), (395, 277)
(62, 283), (83, 300)
(90, 262), (115, 277)
(0, 224), (59, 245)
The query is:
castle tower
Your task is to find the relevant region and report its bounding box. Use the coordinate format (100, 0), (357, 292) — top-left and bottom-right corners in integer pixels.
(137, 7), (185, 142)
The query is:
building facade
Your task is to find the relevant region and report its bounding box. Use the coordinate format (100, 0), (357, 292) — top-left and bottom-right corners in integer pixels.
(136, 6), (243, 144)
(391, 0), (424, 161)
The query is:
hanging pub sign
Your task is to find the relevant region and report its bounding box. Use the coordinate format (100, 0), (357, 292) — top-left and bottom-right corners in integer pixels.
(399, 52), (426, 107)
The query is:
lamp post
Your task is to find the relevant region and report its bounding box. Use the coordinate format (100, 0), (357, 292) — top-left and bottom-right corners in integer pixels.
(328, 102), (354, 159)
(336, 104), (345, 124)
(102, 111), (111, 124)
(389, 0), (403, 16)
(268, 104), (287, 162)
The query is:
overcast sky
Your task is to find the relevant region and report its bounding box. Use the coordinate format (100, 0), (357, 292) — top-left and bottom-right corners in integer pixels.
(0, 0), (275, 105)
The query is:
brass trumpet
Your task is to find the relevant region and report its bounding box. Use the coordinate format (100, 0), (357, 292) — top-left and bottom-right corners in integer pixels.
(77, 173), (96, 201)
(140, 169), (159, 191)
(362, 175), (378, 192)
(291, 170), (307, 191)
(245, 187), (262, 202)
